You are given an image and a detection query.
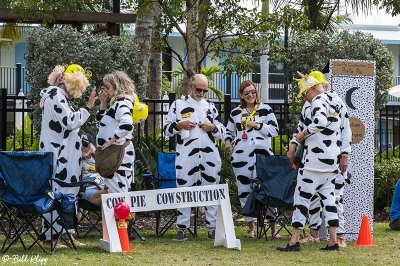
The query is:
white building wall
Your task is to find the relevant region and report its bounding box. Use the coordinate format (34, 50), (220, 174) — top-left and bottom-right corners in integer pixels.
(0, 45), (15, 66)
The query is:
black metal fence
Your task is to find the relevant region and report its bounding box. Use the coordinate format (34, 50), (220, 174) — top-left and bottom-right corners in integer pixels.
(0, 89), (291, 154)
(376, 105), (400, 161)
(1, 87), (400, 160)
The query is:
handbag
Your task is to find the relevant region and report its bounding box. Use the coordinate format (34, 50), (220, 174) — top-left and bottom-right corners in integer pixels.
(33, 193), (54, 214)
(95, 141), (130, 178)
(293, 143), (304, 165)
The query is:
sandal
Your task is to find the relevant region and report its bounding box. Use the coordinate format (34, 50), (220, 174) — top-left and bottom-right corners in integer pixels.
(247, 229), (256, 238)
(337, 235), (347, 248)
(272, 233), (282, 239)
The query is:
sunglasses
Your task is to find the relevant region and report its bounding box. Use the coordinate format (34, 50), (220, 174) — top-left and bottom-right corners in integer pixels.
(195, 87), (209, 94)
(243, 90), (257, 96)
(82, 140), (90, 147)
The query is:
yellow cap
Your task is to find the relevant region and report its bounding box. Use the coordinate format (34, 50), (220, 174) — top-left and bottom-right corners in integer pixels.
(132, 97), (149, 123)
(64, 64), (92, 79)
(297, 75), (322, 98)
(309, 70), (328, 84)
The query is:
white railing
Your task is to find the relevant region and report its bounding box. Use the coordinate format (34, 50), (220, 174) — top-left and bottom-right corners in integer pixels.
(163, 71), (285, 100)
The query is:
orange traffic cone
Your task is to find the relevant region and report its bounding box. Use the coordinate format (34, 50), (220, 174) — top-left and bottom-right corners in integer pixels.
(117, 219), (131, 252)
(353, 215), (377, 247)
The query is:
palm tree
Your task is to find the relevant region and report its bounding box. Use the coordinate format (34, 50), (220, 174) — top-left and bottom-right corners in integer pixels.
(269, 0), (376, 32)
(0, 23), (21, 48)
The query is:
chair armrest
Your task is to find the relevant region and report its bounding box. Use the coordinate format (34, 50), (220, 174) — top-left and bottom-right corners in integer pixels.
(51, 178), (102, 190)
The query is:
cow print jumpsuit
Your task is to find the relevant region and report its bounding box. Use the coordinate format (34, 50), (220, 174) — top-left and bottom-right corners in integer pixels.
(297, 92), (351, 233)
(39, 86), (90, 239)
(163, 95), (225, 229)
(225, 103), (279, 222)
(291, 93), (343, 229)
(96, 96), (135, 193)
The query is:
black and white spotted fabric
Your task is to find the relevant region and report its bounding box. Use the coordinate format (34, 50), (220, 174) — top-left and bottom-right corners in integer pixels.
(163, 95), (225, 229)
(39, 86), (90, 240)
(309, 172), (347, 233)
(328, 59), (376, 240)
(308, 92), (351, 232)
(39, 86), (90, 191)
(96, 96), (135, 193)
(291, 93), (345, 229)
(225, 103), (279, 222)
(292, 92), (351, 232)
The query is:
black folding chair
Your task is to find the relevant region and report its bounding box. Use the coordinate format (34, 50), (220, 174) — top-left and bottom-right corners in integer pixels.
(76, 179), (145, 241)
(76, 198), (103, 238)
(142, 151), (198, 238)
(0, 151), (76, 254)
(253, 155), (297, 241)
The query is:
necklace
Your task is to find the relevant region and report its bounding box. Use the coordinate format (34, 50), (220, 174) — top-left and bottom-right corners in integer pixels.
(240, 105), (258, 140)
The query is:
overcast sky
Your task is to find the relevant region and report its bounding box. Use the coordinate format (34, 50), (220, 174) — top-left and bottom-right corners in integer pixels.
(350, 8), (400, 25)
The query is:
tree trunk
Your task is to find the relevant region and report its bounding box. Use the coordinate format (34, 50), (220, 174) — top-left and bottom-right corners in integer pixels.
(260, 0), (269, 102)
(134, 0), (155, 96)
(307, 0), (320, 30)
(183, 0), (201, 95)
(148, 1), (162, 134)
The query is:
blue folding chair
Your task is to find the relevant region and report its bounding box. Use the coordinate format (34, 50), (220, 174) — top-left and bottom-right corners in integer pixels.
(0, 151), (84, 254)
(253, 155), (297, 240)
(142, 151), (198, 237)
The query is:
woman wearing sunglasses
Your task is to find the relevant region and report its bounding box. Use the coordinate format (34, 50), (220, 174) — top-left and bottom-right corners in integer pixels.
(225, 80), (280, 239)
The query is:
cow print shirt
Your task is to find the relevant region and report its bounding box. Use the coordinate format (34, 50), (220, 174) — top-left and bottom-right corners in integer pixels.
(225, 103), (279, 155)
(296, 93), (351, 172)
(95, 96), (134, 146)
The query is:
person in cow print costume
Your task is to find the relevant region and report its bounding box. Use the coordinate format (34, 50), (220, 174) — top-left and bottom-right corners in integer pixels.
(96, 70), (136, 194)
(288, 71), (352, 247)
(224, 80), (280, 239)
(39, 64), (96, 246)
(278, 74), (342, 252)
(164, 74), (225, 241)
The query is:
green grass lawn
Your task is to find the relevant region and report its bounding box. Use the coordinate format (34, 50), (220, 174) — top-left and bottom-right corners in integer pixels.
(1, 222), (399, 266)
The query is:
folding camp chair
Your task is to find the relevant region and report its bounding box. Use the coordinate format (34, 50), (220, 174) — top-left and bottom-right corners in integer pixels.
(253, 155), (297, 241)
(142, 151), (198, 238)
(0, 151), (77, 254)
(75, 179), (103, 238)
(76, 181), (145, 241)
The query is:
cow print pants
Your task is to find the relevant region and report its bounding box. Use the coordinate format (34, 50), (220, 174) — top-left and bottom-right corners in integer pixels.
(308, 172), (346, 234)
(292, 169), (338, 230)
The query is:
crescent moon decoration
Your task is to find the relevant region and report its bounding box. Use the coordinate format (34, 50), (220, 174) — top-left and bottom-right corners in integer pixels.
(346, 86), (359, 110)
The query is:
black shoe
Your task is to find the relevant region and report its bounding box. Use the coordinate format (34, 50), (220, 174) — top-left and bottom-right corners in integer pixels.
(208, 229), (215, 240)
(390, 218), (400, 231)
(320, 243), (340, 251)
(129, 231), (137, 240)
(277, 242), (301, 252)
(172, 229), (187, 241)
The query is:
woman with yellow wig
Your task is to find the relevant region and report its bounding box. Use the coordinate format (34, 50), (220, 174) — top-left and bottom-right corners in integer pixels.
(39, 64), (96, 246)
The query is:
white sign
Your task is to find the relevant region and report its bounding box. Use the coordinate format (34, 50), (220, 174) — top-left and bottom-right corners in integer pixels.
(100, 184), (241, 252)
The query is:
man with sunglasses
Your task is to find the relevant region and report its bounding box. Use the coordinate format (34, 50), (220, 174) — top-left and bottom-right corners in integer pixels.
(164, 74), (225, 241)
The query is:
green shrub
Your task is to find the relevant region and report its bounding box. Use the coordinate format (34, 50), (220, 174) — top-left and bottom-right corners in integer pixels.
(374, 158), (400, 215)
(6, 115), (39, 151)
(219, 147), (241, 214)
(25, 26), (143, 136)
(272, 135), (289, 155)
(375, 145), (400, 160)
